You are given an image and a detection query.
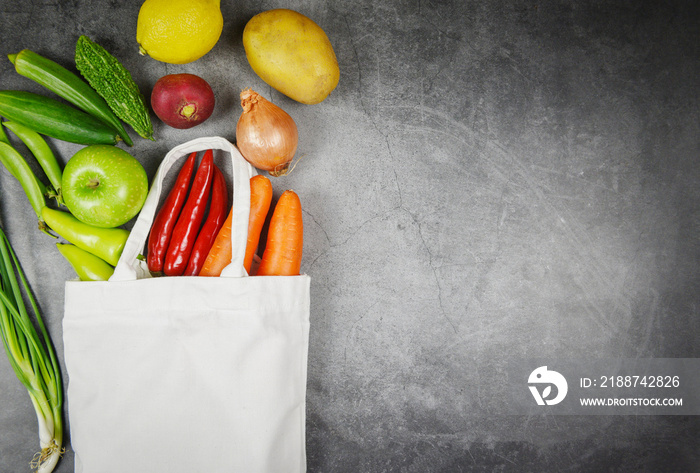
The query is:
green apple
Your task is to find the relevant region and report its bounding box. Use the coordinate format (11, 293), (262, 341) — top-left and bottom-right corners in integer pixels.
(62, 145), (148, 228)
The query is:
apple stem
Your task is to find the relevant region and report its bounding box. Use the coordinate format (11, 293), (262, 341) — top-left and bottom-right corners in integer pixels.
(87, 178), (100, 189)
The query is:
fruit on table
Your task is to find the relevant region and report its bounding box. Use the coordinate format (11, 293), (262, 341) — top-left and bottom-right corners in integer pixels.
(235, 88), (298, 176)
(163, 149), (214, 276)
(42, 207), (130, 267)
(243, 9), (340, 104)
(0, 141), (48, 223)
(0, 90), (121, 145)
(183, 164), (228, 276)
(0, 227), (64, 473)
(61, 145), (148, 228)
(255, 189), (303, 276)
(56, 243), (115, 281)
(137, 0), (223, 64)
(2, 121), (63, 205)
(147, 151), (197, 274)
(8, 49), (134, 146)
(75, 35), (154, 141)
(151, 73), (215, 129)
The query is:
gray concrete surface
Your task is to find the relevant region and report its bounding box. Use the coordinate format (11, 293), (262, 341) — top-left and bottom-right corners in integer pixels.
(1, 1), (699, 472)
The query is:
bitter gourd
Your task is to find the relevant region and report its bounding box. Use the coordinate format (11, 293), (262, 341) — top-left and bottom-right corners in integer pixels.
(74, 35), (154, 141)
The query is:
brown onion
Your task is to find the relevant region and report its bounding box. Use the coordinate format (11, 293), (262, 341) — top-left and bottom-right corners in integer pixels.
(235, 88), (298, 177)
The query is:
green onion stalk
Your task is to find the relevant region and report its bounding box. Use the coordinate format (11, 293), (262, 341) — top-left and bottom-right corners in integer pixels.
(0, 226), (63, 472)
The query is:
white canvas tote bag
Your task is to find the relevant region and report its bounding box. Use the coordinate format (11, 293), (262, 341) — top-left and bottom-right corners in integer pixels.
(62, 137), (310, 473)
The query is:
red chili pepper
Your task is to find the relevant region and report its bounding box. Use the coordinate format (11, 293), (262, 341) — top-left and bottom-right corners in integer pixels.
(183, 165), (228, 276)
(147, 151), (197, 273)
(163, 149), (214, 276)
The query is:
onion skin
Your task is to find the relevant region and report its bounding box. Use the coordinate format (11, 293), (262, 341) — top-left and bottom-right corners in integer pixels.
(235, 88), (298, 176)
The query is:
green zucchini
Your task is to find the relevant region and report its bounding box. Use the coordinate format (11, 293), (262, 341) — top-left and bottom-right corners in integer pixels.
(0, 90), (120, 145)
(74, 35), (154, 141)
(8, 49), (134, 146)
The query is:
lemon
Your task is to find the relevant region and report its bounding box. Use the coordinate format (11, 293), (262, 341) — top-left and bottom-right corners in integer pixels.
(136, 0), (223, 64)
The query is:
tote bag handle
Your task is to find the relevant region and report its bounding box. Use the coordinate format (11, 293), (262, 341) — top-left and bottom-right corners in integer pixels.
(111, 137), (256, 281)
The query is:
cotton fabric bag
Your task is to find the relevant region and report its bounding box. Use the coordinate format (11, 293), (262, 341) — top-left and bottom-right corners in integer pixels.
(62, 137), (310, 473)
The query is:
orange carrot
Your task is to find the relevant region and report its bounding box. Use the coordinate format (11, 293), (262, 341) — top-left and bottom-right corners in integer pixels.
(255, 189), (303, 276)
(244, 175), (273, 274)
(198, 209), (232, 277)
(199, 175), (273, 277)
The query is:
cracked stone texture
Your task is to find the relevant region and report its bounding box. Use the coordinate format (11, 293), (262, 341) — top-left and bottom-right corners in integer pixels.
(1, 1), (699, 472)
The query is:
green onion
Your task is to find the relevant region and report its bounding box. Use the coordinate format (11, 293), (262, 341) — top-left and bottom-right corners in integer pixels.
(0, 119), (10, 145)
(0, 226), (63, 472)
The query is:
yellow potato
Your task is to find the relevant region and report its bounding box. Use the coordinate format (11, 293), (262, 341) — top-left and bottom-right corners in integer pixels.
(243, 9), (340, 105)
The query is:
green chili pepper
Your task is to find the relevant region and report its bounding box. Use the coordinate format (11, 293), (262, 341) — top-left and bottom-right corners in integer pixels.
(41, 207), (129, 266)
(55, 243), (114, 281)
